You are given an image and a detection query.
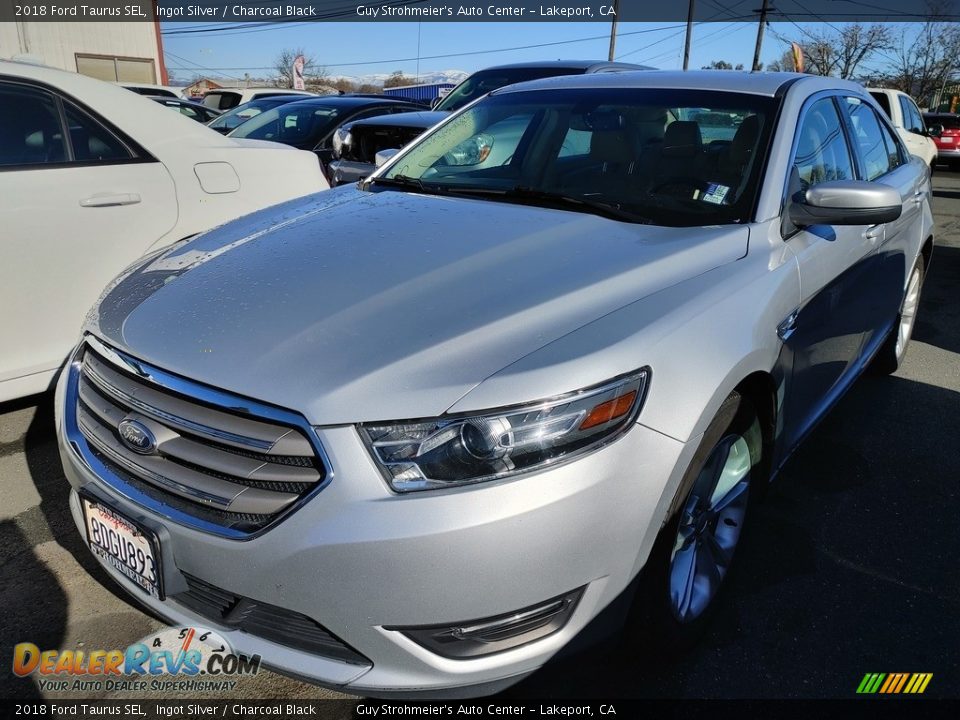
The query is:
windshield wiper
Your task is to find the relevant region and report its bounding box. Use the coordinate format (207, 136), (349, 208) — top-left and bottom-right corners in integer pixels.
(444, 185), (652, 224)
(367, 175), (444, 194)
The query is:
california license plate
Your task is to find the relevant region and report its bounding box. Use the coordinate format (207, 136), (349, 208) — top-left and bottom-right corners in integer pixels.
(81, 495), (163, 599)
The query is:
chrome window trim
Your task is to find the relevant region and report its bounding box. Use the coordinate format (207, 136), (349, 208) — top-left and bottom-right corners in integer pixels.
(64, 336), (334, 541)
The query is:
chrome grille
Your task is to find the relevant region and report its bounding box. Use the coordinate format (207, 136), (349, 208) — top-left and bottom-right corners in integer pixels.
(72, 340), (326, 535)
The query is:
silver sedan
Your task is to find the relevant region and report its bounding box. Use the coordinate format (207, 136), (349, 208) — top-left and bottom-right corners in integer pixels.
(56, 71), (933, 696)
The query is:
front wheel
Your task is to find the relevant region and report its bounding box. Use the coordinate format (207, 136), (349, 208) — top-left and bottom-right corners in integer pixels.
(628, 391), (764, 652)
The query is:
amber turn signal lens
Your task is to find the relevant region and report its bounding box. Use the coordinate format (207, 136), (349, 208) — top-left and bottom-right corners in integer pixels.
(579, 390), (637, 430)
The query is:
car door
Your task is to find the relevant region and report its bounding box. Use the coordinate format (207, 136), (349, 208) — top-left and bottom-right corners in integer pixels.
(839, 95), (922, 358)
(0, 79), (177, 397)
(780, 95), (883, 448)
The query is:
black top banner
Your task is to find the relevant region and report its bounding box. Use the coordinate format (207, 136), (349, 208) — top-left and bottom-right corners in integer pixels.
(0, 0), (955, 23)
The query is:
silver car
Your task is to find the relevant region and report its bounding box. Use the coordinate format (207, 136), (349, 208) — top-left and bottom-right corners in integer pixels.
(56, 71), (933, 696)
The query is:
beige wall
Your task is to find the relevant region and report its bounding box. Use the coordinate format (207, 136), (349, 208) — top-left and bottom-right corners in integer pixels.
(0, 22), (162, 81)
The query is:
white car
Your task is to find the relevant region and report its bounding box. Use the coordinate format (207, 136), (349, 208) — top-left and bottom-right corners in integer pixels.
(868, 87), (938, 168)
(0, 60), (329, 403)
(201, 88), (314, 111)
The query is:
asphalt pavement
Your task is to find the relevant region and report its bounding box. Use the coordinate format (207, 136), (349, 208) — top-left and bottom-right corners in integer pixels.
(1, 169), (958, 701)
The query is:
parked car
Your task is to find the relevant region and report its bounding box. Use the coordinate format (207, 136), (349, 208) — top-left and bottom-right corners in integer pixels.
(227, 95), (424, 179)
(56, 71), (932, 697)
(329, 59), (653, 185)
(201, 87), (313, 111)
(206, 95), (306, 135)
(148, 96), (222, 124)
(0, 60), (328, 403)
(868, 87), (939, 168)
(922, 112), (960, 168)
(120, 83), (186, 99)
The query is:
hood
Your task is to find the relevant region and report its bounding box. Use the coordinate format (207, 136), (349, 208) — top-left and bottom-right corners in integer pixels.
(351, 110), (449, 130)
(88, 187), (747, 424)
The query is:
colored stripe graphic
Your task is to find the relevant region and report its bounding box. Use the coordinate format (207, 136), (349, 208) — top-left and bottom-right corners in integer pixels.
(857, 672), (932, 694)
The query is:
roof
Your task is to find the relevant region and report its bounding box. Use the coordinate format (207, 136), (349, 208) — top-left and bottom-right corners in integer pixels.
(347, 110), (448, 129)
(493, 70), (865, 98)
(281, 95), (420, 109)
(0, 60), (237, 149)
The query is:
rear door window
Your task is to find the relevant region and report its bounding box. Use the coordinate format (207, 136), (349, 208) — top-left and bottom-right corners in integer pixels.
(842, 97), (896, 180)
(898, 95), (925, 134)
(0, 83), (66, 167)
(63, 103), (133, 163)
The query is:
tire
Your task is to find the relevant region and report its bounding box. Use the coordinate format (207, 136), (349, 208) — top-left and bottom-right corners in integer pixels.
(627, 391), (765, 654)
(871, 258), (925, 375)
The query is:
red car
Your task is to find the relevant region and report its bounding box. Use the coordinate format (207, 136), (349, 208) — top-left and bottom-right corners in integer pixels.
(924, 112), (960, 167)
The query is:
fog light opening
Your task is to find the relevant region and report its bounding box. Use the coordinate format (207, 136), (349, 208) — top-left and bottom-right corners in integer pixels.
(388, 587), (584, 659)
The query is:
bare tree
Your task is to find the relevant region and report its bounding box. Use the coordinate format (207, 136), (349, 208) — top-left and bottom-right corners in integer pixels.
(799, 23), (891, 79)
(766, 49), (798, 73)
(879, 0), (960, 105)
(332, 77), (357, 94)
(272, 48), (328, 89)
(357, 83), (382, 94)
(384, 70), (416, 88)
(701, 60), (744, 70)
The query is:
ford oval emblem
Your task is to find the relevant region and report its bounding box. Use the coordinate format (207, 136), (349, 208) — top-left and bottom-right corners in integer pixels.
(118, 419), (157, 455)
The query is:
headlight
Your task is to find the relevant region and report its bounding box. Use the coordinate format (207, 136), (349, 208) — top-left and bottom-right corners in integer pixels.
(332, 127), (352, 158)
(443, 133), (494, 166)
(360, 369), (649, 492)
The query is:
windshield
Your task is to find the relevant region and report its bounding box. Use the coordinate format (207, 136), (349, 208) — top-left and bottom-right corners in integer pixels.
(380, 88), (776, 227)
(435, 67), (587, 112)
(229, 102), (344, 147)
(209, 98), (290, 131)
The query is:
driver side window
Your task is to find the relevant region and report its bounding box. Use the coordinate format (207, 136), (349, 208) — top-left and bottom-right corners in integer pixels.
(793, 97), (855, 191)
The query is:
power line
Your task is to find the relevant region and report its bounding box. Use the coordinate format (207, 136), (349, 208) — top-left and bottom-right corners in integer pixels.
(165, 23), (691, 73)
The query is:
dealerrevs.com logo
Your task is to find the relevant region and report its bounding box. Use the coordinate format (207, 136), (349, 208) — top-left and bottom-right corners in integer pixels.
(13, 627), (260, 693)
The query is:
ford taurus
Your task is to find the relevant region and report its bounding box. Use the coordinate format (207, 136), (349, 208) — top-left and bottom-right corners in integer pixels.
(56, 71), (933, 696)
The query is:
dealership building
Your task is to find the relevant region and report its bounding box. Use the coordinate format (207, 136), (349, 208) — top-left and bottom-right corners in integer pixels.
(0, 20), (167, 84)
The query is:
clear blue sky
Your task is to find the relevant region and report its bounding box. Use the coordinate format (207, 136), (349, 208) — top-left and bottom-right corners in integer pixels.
(161, 20), (917, 83)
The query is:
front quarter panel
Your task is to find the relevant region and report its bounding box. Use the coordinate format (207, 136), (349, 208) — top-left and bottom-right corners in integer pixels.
(451, 220), (800, 446)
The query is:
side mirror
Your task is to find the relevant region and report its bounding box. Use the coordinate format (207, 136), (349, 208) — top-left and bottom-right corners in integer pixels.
(789, 180), (902, 228)
(375, 148), (400, 168)
(927, 123), (944, 138)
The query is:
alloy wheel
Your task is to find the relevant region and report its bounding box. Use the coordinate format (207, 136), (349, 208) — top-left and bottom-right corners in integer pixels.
(668, 433), (751, 623)
(895, 266), (922, 360)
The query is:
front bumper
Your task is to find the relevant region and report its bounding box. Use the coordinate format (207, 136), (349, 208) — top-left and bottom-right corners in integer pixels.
(55, 351), (690, 695)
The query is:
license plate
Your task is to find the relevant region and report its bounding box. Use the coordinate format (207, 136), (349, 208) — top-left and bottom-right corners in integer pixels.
(81, 495), (163, 599)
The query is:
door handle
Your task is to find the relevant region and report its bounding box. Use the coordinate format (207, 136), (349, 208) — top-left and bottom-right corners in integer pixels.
(863, 224), (884, 242)
(911, 189), (925, 205)
(79, 193), (142, 208)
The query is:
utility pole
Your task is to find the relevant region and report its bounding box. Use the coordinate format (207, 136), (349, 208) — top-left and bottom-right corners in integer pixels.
(683, 0), (696, 70)
(752, 0), (770, 72)
(607, 0), (621, 61)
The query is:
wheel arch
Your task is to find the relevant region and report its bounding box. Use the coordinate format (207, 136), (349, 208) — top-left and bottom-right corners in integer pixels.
(920, 234), (933, 271)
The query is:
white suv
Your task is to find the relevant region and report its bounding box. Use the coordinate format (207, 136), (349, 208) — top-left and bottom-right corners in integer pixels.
(0, 61), (329, 402)
(201, 88), (313, 111)
(868, 87), (938, 168)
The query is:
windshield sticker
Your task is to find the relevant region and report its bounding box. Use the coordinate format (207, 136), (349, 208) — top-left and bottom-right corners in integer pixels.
(700, 183), (730, 205)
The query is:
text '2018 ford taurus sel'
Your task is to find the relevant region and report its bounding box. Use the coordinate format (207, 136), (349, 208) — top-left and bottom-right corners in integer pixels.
(56, 71), (933, 696)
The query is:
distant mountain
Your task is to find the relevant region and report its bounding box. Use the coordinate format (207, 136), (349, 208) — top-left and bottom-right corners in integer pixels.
(333, 70), (469, 87)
